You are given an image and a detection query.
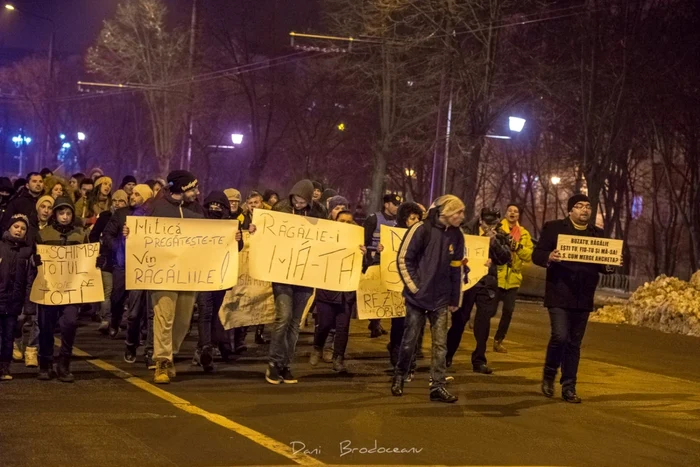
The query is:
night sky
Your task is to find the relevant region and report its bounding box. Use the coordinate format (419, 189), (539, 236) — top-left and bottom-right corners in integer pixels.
(0, 0), (319, 60)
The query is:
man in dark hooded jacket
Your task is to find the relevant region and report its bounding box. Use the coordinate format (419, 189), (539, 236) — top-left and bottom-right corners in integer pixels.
(263, 179), (324, 384)
(192, 191), (243, 372)
(446, 207), (511, 375)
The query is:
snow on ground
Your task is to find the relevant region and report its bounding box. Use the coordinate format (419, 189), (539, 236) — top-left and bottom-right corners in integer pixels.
(592, 271), (700, 337)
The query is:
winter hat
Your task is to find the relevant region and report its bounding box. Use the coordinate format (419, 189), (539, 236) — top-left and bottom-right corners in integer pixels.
(567, 194), (590, 212)
(327, 195), (349, 212)
(112, 189), (128, 205)
(383, 193), (402, 206)
(262, 189), (279, 203)
(133, 184), (153, 201)
(433, 194), (465, 218)
(120, 175), (137, 188)
(312, 181), (323, 192)
(224, 188), (241, 201)
(204, 191), (230, 209)
(36, 195), (55, 211)
(8, 213), (29, 230)
(480, 207), (501, 224)
(167, 170), (198, 194)
(0, 176), (14, 195)
(95, 176), (113, 188)
(52, 196), (75, 214)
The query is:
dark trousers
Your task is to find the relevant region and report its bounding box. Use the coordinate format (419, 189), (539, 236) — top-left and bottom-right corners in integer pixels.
(110, 267), (128, 330)
(39, 305), (79, 362)
(494, 287), (518, 341)
(125, 290), (153, 352)
(446, 287), (498, 367)
(394, 302), (448, 387)
(196, 290), (228, 350)
(313, 301), (352, 358)
(544, 307), (590, 390)
(0, 314), (17, 363)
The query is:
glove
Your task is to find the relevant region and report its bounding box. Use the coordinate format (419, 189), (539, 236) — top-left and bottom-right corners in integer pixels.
(32, 254), (42, 267)
(96, 256), (107, 269)
(510, 239), (522, 252)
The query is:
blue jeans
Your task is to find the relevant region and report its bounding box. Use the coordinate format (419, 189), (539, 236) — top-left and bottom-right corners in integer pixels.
(544, 307), (590, 390)
(38, 305), (79, 362)
(395, 302), (448, 387)
(268, 283), (312, 369)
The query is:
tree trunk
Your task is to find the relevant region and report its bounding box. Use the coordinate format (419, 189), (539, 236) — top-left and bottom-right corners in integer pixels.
(369, 138), (389, 214)
(461, 139), (484, 221)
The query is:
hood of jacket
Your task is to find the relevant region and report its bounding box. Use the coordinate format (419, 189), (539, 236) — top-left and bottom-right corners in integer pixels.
(288, 179), (315, 206)
(203, 191), (231, 219)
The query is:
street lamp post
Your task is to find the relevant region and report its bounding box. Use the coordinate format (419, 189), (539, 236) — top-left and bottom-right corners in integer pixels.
(5, 3), (56, 170)
(551, 175), (561, 217)
(12, 131), (32, 176)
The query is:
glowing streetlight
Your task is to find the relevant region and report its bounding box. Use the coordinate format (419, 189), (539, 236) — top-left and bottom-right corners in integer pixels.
(62, 142), (71, 149)
(231, 133), (243, 145)
(509, 116), (526, 132)
(77, 132), (86, 141)
(5, 4), (16, 10)
(551, 176), (561, 185)
(404, 168), (416, 178)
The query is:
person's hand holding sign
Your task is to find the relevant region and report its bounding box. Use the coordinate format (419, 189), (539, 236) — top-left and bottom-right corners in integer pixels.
(249, 224), (257, 234)
(548, 249), (562, 264)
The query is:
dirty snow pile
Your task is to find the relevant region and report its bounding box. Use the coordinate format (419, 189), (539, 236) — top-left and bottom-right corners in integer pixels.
(592, 271), (700, 336)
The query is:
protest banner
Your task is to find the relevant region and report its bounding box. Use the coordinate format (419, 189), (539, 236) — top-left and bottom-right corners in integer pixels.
(125, 216), (240, 291)
(379, 225), (406, 292)
(248, 209), (364, 291)
(557, 234), (623, 266)
(463, 235), (491, 291)
(219, 232), (276, 329)
(30, 243), (104, 305)
(356, 265), (406, 320)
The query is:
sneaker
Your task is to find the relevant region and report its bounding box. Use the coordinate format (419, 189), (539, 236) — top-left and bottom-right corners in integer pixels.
(429, 376), (454, 385)
(322, 347), (333, 363)
(391, 375), (404, 396)
(309, 348), (322, 366)
(0, 363), (12, 381)
(199, 347), (214, 373)
(332, 356), (347, 374)
(405, 370), (415, 383)
(493, 339), (508, 353)
(154, 360), (170, 384)
(12, 342), (23, 362)
(124, 345), (137, 364)
(265, 364), (283, 385)
(97, 321), (110, 334)
(24, 346), (38, 368)
(473, 364), (493, 375)
(145, 351), (156, 370)
(562, 388), (582, 404)
(281, 367), (298, 384)
(430, 386), (458, 403)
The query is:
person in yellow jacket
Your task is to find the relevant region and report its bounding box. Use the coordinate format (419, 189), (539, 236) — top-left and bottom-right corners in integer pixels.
(493, 204), (534, 353)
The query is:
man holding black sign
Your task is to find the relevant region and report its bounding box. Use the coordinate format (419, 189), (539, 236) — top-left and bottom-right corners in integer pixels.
(533, 194), (618, 403)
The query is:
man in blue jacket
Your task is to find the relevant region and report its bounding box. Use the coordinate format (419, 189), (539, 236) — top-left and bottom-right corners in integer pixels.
(392, 195), (465, 403)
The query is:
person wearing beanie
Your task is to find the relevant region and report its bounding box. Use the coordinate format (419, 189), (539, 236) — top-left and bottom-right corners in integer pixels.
(391, 194), (465, 403)
(363, 193), (402, 338)
(445, 206), (511, 376)
(105, 183), (156, 366)
(35, 196), (54, 231)
(319, 188), (338, 210)
(224, 188), (243, 219)
(259, 179), (325, 385)
(124, 170), (203, 383)
(120, 175), (138, 195)
(1, 172), (44, 233)
(35, 196), (90, 383)
(262, 189), (279, 208)
(311, 181), (323, 202)
(74, 176), (112, 227)
(532, 193), (617, 403)
(327, 195), (349, 220)
(191, 191), (244, 372)
(492, 203), (534, 354)
(0, 214), (35, 381)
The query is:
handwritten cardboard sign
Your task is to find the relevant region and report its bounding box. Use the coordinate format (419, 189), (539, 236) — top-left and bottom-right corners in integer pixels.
(356, 265), (406, 320)
(219, 232), (276, 329)
(557, 234), (623, 266)
(125, 216), (240, 291)
(379, 225), (406, 292)
(30, 243), (105, 305)
(463, 235), (491, 291)
(248, 210), (364, 291)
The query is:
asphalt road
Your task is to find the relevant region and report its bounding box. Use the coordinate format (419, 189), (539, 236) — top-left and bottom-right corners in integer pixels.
(1, 301), (699, 467)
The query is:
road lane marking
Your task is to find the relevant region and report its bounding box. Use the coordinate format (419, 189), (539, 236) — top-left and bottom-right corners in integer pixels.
(67, 343), (325, 466)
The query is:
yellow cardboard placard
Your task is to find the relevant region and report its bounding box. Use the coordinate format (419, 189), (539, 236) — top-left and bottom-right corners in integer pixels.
(379, 225), (406, 292)
(30, 243), (105, 305)
(248, 210), (364, 291)
(125, 216), (240, 291)
(463, 234), (491, 291)
(557, 234), (623, 266)
(219, 232), (276, 329)
(356, 265), (406, 320)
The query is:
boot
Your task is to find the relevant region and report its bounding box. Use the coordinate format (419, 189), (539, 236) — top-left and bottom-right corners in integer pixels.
(541, 378), (555, 398)
(12, 341), (23, 361)
(233, 327), (248, 354)
(391, 375), (404, 396)
(562, 388), (582, 403)
(332, 355), (347, 374)
(56, 356), (75, 383)
(322, 346), (333, 363)
(430, 386), (458, 403)
(199, 346), (214, 373)
(493, 339), (508, 353)
(153, 360), (170, 384)
(37, 359), (54, 380)
(309, 347), (322, 366)
(0, 362), (12, 381)
(24, 346), (38, 368)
